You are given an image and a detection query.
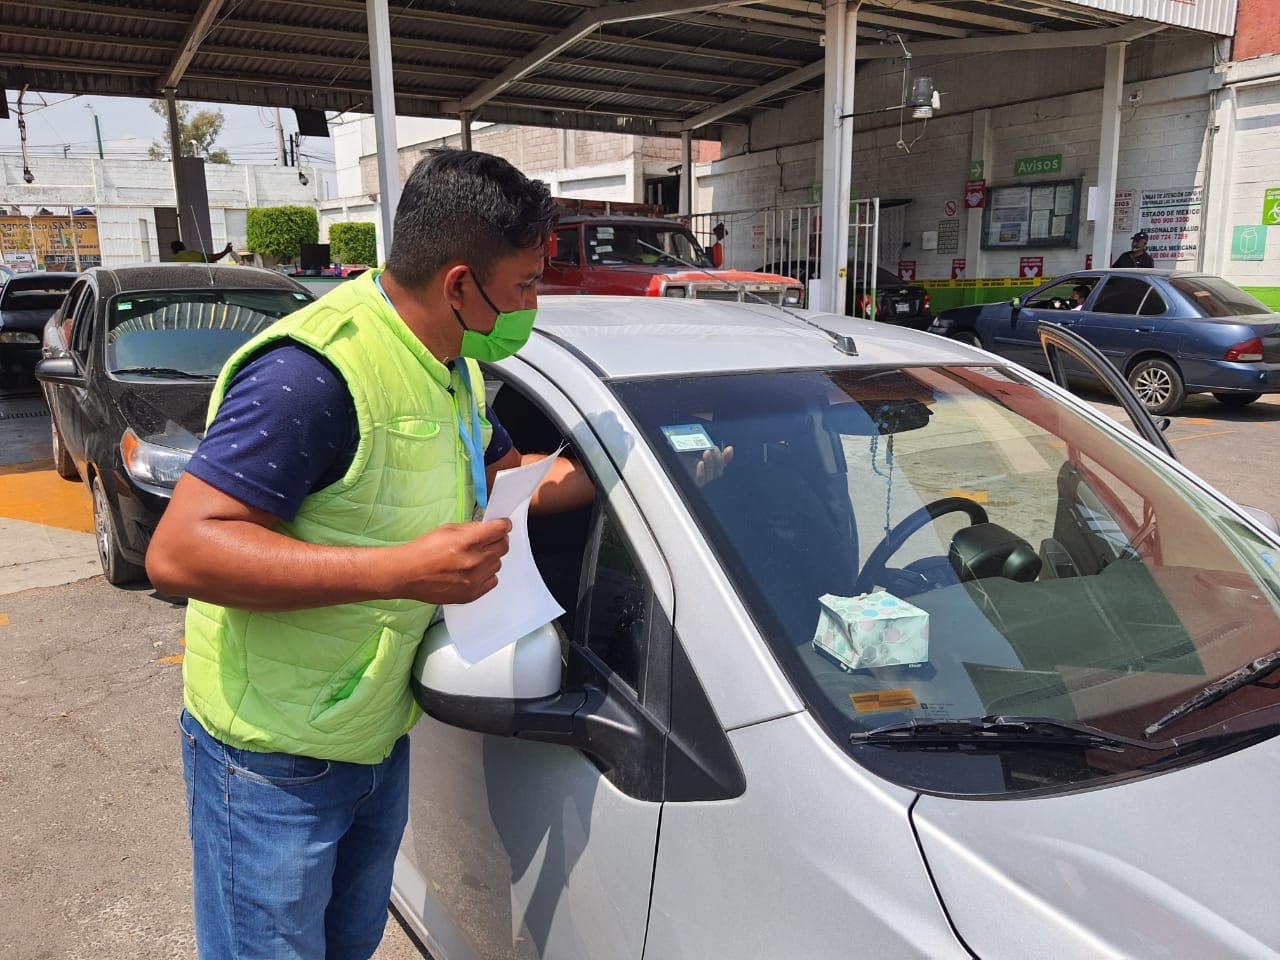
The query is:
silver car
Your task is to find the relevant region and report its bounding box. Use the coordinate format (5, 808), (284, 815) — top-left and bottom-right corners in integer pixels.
(398, 297), (1280, 958)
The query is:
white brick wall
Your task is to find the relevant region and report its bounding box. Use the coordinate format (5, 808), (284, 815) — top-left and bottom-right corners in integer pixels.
(1219, 74), (1280, 284)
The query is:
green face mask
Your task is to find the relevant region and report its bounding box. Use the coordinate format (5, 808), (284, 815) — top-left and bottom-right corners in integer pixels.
(453, 272), (537, 362)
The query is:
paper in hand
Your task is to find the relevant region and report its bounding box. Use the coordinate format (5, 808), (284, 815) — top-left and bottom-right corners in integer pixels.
(441, 447), (566, 663)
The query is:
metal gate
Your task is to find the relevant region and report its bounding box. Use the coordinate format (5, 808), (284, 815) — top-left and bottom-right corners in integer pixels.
(685, 200), (879, 315)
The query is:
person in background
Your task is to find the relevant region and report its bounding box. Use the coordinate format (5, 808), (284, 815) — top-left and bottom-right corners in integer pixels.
(171, 239), (235, 263)
(1111, 231), (1154, 268)
(708, 222), (727, 268)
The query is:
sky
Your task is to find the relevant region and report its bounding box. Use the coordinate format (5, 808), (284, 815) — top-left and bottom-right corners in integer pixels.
(0, 90), (337, 173)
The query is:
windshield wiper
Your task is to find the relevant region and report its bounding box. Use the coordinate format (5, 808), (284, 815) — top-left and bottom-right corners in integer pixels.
(1143, 649), (1280, 738)
(113, 366), (215, 380)
(849, 715), (1153, 753)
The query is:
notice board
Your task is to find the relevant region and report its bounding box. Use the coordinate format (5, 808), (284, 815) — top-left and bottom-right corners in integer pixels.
(981, 177), (1081, 250)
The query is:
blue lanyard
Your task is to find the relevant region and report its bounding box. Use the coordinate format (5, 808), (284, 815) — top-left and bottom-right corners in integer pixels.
(453, 366), (488, 512)
(375, 272), (487, 512)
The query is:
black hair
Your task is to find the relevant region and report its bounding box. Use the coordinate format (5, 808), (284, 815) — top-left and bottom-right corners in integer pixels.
(171, 240), (185, 253)
(1073, 284), (1090, 299)
(386, 149), (558, 288)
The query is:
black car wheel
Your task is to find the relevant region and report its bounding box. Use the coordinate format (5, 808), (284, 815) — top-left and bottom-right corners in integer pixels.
(51, 418), (78, 480)
(1127, 358), (1186, 416)
(1212, 392), (1262, 407)
(91, 475), (145, 585)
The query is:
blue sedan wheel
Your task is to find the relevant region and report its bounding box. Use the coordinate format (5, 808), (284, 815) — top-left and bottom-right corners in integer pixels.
(1127, 357), (1186, 416)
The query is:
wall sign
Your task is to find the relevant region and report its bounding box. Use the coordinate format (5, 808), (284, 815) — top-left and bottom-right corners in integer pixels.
(1231, 226), (1267, 261)
(969, 160), (984, 179)
(964, 180), (986, 209)
(1019, 256), (1044, 278)
(1263, 187), (1280, 226)
(898, 260), (917, 281)
(1113, 190), (1135, 234)
(1137, 187), (1202, 261)
(1013, 154), (1063, 177)
(981, 178), (1081, 250)
(937, 218), (960, 255)
(943, 200), (958, 217)
(951, 258), (966, 280)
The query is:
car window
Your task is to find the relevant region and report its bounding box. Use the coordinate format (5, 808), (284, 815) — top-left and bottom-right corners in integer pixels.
(1169, 276), (1273, 318)
(1025, 279), (1091, 310)
(613, 366), (1280, 798)
(69, 284), (97, 356)
(583, 511), (652, 694)
(585, 224), (711, 267)
(104, 288), (312, 378)
(1092, 276), (1155, 315)
(0, 278), (76, 312)
(551, 229), (580, 266)
(1138, 287), (1167, 316)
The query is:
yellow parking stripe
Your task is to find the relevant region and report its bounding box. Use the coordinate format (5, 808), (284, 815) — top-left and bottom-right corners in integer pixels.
(1171, 430), (1236, 443)
(941, 489), (989, 503)
(0, 466), (93, 533)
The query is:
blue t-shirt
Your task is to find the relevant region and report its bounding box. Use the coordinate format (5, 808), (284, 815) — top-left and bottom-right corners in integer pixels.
(188, 342), (513, 521)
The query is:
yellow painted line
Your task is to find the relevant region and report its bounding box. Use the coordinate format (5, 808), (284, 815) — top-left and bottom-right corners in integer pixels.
(0, 613), (8, 627)
(1171, 429), (1236, 443)
(0, 466), (93, 533)
(1184, 418), (1215, 426)
(155, 654), (184, 666)
(941, 489), (989, 503)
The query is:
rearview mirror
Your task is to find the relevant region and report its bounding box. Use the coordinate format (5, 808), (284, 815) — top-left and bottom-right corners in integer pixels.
(824, 398), (933, 436)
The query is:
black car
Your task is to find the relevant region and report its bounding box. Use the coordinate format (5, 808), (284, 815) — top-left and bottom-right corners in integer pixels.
(758, 259), (931, 329)
(35, 264), (315, 584)
(0, 272), (78, 386)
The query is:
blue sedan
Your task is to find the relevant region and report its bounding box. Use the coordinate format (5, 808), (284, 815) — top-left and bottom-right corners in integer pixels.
(929, 269), (1280, 414)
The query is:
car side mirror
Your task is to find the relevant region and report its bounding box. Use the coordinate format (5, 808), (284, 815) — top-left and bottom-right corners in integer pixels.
(412, 620), (588, 741)
(34, 355), (85, 388)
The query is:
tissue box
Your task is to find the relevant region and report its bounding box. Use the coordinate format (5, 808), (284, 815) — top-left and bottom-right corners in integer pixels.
(812, 591), (930, 670)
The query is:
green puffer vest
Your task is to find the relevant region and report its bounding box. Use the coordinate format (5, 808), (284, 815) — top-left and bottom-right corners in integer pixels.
(183, 269), (492, 764)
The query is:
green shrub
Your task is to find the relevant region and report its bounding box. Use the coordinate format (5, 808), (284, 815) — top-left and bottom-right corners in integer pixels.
(246, 206), (319, 261)
(328, 222), (377, 266)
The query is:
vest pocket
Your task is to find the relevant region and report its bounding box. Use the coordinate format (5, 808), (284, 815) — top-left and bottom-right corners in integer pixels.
(385, 416), (449, 479)
(309, 625), (411, 734)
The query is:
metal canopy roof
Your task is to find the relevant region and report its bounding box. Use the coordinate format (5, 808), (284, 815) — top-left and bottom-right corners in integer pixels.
(0, 0), (1214, 140)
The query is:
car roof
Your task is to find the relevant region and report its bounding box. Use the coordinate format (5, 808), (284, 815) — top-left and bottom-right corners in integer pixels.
(556, 215), (688, 228)
(532, 295), (981, 378)
(82, 263), (310, 296)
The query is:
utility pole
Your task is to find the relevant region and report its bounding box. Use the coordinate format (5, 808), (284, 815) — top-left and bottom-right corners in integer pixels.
(274, 106), (287, 166)
(85, 103), (103, 159)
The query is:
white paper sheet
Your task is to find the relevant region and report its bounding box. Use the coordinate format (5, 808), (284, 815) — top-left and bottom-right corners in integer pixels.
(442, 449), (566, 664)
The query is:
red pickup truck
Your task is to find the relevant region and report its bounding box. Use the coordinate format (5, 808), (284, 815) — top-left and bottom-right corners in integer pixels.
(541, 215), (804, 306)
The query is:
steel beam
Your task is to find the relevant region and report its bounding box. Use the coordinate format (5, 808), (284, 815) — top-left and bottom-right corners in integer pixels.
(366, 0), (400, 262)
(157, 0), (226, 90)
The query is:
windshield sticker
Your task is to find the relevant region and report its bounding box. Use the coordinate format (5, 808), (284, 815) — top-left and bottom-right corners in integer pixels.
(849, 689), (920, 714)
(661, 423), (716, 453)
(595, 244), (613, 253)
(596, 226), (614, 238)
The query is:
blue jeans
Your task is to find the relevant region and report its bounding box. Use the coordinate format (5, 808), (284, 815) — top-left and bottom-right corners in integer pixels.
(180, 709), (410, 960)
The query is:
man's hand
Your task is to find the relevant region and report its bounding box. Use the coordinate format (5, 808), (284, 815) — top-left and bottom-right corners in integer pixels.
(395, 519), (512, 604)
(693, 445), (734, 487)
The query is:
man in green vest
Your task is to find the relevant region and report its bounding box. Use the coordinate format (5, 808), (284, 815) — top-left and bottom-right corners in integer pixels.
(147, 150), (590, 959)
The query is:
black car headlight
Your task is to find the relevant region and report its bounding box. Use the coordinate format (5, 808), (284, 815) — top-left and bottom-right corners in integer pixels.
(120, 428), (193, 488)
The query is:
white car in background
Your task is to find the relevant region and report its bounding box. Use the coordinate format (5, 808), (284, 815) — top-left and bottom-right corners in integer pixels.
(398, 296), (1280, 959)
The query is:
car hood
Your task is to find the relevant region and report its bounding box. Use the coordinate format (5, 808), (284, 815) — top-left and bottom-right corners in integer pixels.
(911, 734), (1280, 957)
(605, 265), (799, 284)
(109, 378), (213, 448)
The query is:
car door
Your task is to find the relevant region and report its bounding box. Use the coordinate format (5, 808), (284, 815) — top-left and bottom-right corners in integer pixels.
(49, 281), (98, 468)
(1075, 274), (1171, 369)
(1000, 278), (1087, 370)
(395, 370), (674, 960)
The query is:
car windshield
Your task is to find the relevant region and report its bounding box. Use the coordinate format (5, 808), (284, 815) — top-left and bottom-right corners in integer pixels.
(1169, 276), (1273, 319)
(0, 278), (75, 312)
(106, 289), (312, 379)
(613, 366), (1280, 797)
(584, 224), (712, 267)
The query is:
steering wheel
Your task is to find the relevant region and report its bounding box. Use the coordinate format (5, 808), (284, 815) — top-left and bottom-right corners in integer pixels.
(854, 497), (989, 595)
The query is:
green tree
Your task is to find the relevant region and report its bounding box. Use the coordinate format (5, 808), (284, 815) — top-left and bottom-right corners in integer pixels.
(149, 100), (231, 163)
(328, 222), (377, 266)
(247, 206), (320, 261)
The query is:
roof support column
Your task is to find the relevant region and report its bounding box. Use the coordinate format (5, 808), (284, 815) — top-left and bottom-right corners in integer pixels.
(819, 1), (858, 315)
(163, 88), (190, 242)
(460, 111), (473, 151)
(965, 109), (990, 282)
(679, 130), (693, 216)
(1092, 42), (1127, 271)
(366, 0), (400, 264)
(1200, 84), (1236, 275)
